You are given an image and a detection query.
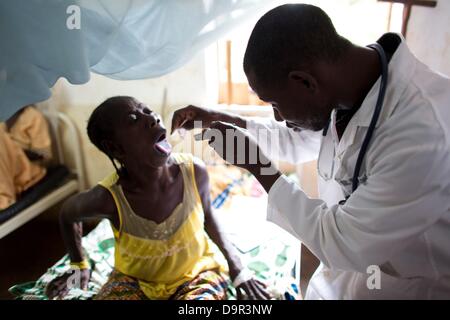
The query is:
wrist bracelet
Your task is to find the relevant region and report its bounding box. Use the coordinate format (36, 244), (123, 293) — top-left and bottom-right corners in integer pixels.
(70, 259), (90, 270)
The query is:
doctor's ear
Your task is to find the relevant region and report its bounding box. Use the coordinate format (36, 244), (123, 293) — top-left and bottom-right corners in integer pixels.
(288, 71), (318, 92)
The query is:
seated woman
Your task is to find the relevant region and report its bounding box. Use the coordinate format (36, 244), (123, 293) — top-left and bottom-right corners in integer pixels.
(46, 96), (270, 300)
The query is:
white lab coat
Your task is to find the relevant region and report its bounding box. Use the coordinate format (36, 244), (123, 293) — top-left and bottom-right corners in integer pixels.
(246, 34), (450, 299)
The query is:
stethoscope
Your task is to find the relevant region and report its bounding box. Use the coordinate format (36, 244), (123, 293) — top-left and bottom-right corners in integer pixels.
(320, 42), (389, 203)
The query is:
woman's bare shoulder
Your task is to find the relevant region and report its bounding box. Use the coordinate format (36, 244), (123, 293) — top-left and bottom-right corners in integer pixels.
(62, 185), (117, 220)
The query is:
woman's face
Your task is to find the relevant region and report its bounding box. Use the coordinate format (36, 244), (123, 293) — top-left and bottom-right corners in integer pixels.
(111, 99), (172, 169)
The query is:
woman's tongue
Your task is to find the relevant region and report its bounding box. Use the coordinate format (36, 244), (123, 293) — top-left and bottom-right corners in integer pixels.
(154, 139), (172, 155)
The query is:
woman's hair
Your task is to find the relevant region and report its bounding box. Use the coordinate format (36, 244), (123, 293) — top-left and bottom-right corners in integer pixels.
(87, 96), (136, 177)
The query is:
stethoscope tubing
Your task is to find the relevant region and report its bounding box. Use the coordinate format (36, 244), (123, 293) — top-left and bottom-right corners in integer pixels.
(351, 43), (389, 193)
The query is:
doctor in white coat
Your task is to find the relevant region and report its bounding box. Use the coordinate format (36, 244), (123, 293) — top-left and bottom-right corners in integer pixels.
(172, 4), (450, 299)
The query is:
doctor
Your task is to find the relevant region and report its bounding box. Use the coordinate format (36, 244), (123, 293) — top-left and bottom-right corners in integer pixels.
(172, 4), (450, 299)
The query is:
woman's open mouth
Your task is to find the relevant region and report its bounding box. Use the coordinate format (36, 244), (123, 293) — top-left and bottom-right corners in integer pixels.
(154, 132), (172, 156)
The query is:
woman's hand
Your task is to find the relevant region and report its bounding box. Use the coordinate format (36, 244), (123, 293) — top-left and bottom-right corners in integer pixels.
(45, 268), (91, 299)
(230, 267), (272, 300)
(235, 278), (272, 300)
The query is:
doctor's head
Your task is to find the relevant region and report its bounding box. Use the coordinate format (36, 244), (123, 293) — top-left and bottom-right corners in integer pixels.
(244, 4), (352, 131)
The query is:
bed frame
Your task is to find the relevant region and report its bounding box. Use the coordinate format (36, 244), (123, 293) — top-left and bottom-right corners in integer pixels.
(0, 111), (86, 239)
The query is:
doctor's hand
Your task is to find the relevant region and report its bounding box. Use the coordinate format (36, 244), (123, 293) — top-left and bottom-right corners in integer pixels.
(171, 105), (218, 133)
(171, 105), (247, 134)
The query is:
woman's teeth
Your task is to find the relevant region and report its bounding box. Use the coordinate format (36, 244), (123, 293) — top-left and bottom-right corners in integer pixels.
(154, 139), (172, 155)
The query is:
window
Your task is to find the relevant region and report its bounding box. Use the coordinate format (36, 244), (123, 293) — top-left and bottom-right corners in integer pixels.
(213, 0), (403, 107)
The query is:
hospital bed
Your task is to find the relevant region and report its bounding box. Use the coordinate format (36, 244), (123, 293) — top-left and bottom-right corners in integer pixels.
(0, 111), (86, 239)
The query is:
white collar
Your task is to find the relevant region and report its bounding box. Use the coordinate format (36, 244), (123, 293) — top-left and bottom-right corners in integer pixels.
(346, 33), (417, 130)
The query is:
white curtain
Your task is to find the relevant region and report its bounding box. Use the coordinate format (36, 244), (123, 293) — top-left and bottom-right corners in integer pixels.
(0, 0), (276, 120)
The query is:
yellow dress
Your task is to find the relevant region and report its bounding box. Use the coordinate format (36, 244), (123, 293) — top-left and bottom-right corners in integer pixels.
(98, 153), (227, 299)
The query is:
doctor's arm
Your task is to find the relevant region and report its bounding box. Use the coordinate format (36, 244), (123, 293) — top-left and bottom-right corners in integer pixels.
(265, 142), (450, 272)
(206, 121), (450, 272)
(171, 105), (321, 165)
(245, 116), (321, 164)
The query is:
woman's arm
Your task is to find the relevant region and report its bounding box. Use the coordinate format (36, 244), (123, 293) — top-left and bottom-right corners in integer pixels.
(59, 186), (117, 262)
(45, 186), (117, 298)
(193, 159), (271, 300)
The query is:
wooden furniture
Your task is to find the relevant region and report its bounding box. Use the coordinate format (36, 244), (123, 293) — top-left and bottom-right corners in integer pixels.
(379, 0), (437, 37)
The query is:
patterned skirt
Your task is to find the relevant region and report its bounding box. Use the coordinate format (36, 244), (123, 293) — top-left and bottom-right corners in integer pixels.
(94, 269), (229, 300)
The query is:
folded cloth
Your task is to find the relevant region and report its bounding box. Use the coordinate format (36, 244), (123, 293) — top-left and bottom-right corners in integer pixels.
(0, 106), (52, 210)
(6, 106), (52, 159)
